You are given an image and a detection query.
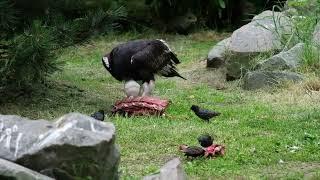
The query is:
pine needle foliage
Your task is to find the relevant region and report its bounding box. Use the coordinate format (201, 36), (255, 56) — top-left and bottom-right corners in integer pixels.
(1, 21), (60, 89)
(0, 0), (127, 93)
(48, 2), (127, 44)
(80, 6), (127, 36)
(0, 0), (19, 39)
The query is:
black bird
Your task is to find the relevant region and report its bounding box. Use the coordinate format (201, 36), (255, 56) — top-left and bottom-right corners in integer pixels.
(102, 39), (186, 97)
(179, 144), (205, 158)
(190, 105), (221, 122)
(91, 110), (105, 121)
(198, 134), (213, 148)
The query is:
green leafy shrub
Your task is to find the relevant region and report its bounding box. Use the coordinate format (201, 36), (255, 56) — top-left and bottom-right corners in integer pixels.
(0, 0), (19, 39)
(1, 21), (60, 89)
(78, 6), (127, 37)
(287, 0), (320, 16)
(292, 16), (317, 43)
(0, 0), (127, 94)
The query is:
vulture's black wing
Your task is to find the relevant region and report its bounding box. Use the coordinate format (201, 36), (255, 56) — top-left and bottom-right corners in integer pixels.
(131, 40), (186, 80)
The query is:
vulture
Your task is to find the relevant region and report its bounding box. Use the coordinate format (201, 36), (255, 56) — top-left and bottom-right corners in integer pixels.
(102, 39), (186, 97)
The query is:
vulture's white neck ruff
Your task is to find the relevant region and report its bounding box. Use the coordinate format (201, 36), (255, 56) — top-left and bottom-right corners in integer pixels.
(102, 56), (110, 69)
(157, 39), (172, 51)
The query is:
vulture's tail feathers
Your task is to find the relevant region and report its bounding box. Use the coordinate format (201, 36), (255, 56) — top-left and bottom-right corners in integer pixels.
(159, 65), (187, 80)
(173, 70), (187, 80)
(167, 51), (181, 64)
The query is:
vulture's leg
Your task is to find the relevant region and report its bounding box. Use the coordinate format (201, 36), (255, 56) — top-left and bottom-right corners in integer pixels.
(141, 82), (150, 96)
(149, 80), (155, 93)
(141, 80), (155, 96)
(124, 80), (140, 97)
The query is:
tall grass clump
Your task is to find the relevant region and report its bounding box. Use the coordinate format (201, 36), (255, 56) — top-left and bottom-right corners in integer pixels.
(301, 43), (320, 74)
(290, 0), (320, 73)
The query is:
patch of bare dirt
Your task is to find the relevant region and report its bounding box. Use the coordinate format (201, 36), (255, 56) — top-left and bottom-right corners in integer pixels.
(305, 79), (320, 92)
(189, 31), (231, 42)
(179, 60), (227, 90)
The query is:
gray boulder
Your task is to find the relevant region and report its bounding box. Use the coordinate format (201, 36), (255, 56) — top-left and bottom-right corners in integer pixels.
(226, 10), (292, 79)
(256, 43), (305, 71)
(207, 37), (230, 68)
(243, 71), (304, 90)
(143, 158), (187, 180)
(0, 158), (53, 180)
(0, 113), (119, 180)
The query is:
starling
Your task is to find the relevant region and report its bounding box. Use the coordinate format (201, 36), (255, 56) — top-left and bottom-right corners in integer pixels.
(190, 105), (220, 122)
(90, 110), (105, 121)
(179, 144), (205, 158)
(198, 134), (213, 148)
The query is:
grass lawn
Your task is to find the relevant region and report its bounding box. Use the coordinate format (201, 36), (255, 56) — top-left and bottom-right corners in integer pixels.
(1, 31), (320, 179)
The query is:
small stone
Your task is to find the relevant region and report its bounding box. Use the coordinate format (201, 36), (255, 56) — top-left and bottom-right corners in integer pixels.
(143, 158), (187, 180)
(159, 158), (187, 180)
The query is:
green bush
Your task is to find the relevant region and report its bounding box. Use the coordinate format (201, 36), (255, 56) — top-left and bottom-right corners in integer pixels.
(1, 21), (60, 89)
(78, 6), (127, 37)
(0, 0), (19, 39)
(0, 0), (127, 93)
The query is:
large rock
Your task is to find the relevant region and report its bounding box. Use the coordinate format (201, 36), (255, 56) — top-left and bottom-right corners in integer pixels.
(207, 37), (230, 68)
(0, 158), (53, 180)
(0, 113), (120, 180)
(243, 71), (304, 90)
(256, 43), (305, 71)
(226, 10), (292, 79)
(143, 158), (187, 180)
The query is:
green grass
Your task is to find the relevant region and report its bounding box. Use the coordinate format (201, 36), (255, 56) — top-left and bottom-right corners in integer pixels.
(1, 31), (320, 179)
